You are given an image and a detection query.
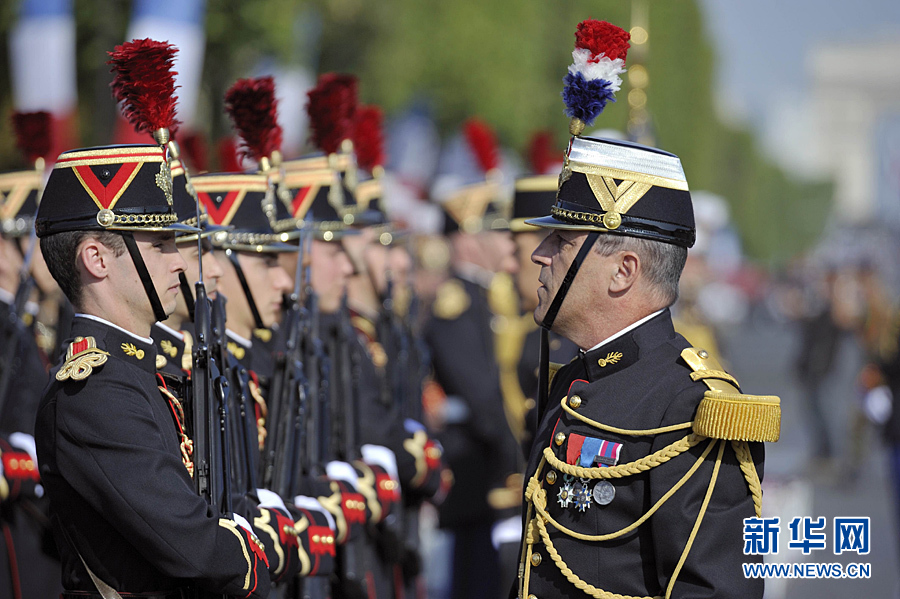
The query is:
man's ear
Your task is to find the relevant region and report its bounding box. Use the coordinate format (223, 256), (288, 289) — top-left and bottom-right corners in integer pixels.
(77, 237), (111, 281)
(609, 250), (640, 294)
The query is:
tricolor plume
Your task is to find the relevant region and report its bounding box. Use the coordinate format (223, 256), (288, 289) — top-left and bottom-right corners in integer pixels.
(353, 105), (385, 172)
(108, 39), (180, 137)
(527, 130), (560, 175)
(224, 76), (283, 164)
(562, 19), (630, 132)
(11, 111), (53, 164)
(307, 73), (358, 155)
(464, 118), (499, 173)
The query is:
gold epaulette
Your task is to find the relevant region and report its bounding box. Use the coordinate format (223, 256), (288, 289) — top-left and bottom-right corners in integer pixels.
(432, 279), (470, 320)
(681, 347), (780, 443)
(56, 336), (109, 382)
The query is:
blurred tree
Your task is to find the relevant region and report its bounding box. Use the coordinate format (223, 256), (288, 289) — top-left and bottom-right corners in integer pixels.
(0, 0), (831, 263)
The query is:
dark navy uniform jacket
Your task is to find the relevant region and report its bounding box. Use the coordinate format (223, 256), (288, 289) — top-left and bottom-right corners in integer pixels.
(36, 316), (268, 597)
(518, 310), (764, 599)
(426, 275), (520, 529)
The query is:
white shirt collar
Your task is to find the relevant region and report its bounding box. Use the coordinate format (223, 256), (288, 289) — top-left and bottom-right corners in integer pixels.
(455, 262), (495, 289)
(74, 313), (154, 345)
(226, 329), (252, 348)
(0, 287), (14, 306)
(583, 308), (665, 353)
(154, 322), (185, 341)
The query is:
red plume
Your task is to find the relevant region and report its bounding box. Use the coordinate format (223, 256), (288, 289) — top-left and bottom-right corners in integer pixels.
(307, 73), (358, 155)
(575, 20), (630, 62)
(217, 137), (243, 173)
(353, 105), (384, 172)
(178, 131), (209, 173)
(108, 39), (180, 136)
(464, 118), (499, 173)
(224, 76), (283, 163)
(528, 131), (560, 175)
(11, 111), (53, 163)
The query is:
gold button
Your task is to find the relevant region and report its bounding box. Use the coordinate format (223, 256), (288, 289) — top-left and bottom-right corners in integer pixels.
(528, 595), (538, 599)
(698, 349), (709, 359)
(569, 395), (582, 409)
(546, 471), (557, 485)
(554, 432), (566, 446)
(531, 552), (542, 566)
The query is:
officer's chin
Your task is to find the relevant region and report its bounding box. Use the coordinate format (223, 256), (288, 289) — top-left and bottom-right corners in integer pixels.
(533, 303), (548, 328)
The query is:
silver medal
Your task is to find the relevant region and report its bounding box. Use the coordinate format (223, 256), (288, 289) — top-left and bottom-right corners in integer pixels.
(557, 475), (574, 508)
(573, 479), (592, 512)
(593, 480), (615, 505)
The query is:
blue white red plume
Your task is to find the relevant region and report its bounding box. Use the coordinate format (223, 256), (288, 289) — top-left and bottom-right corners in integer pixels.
(562, 19), (630, 134)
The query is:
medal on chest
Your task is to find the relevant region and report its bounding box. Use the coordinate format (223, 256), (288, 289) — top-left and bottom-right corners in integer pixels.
(560, 433), (624, 510)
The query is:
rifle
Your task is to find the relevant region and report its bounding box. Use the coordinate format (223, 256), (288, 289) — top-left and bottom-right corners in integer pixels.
(298, 234), (332, 599)
(262, 227), (310, 498)
(210, 295), (259, 497)
(327, 295), (370, 599)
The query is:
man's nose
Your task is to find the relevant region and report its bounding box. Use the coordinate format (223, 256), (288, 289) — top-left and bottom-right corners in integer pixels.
(532, 236), (553, 266)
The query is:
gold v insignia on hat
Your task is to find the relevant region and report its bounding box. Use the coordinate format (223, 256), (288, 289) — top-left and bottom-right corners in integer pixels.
(587, 175), (652, 215)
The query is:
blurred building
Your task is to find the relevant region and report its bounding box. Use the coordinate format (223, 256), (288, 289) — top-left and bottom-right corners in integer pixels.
(808, 38), (900, 225)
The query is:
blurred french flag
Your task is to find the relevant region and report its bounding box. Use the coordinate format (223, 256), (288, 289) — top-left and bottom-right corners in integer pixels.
(114, 0), (207, 146)
(10, 0), (79, 161)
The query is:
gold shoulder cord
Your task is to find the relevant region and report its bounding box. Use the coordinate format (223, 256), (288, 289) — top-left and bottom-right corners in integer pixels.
(519, 364), (774, 599)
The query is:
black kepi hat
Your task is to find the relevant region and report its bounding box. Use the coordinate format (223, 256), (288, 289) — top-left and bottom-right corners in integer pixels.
(526, 136), (695, 248)
(35, 145), (194, 237)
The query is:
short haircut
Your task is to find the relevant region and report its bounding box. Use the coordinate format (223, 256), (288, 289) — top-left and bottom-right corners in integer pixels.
(592, 234), (687, 306)
(40, 231), (126, 308)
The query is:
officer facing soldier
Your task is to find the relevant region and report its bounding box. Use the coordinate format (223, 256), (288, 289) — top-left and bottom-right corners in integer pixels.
(515, 19), (780, 599)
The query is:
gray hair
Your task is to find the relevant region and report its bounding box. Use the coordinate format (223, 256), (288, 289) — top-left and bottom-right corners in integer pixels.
(592, 234), (687, 306)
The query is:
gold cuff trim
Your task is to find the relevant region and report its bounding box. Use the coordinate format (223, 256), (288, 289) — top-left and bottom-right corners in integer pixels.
(218, 518), (253, 590)
(254, 509), (286, 576)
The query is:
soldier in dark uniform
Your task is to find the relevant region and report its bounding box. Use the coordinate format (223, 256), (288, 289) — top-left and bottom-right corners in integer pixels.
(274, 152), (398, 599)
(425, 119), (521, 599)
(0, 122), (62, 599)
(191, 171), (294, 382)
(515, 132), (780, 598)
(34, 144), (271, 598)
(507, 173), (580, 447)
(337, 156), (449, 597)
(490, 172), (581, 596)
(152, 157), (227, 377)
